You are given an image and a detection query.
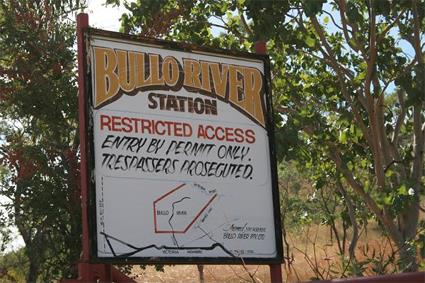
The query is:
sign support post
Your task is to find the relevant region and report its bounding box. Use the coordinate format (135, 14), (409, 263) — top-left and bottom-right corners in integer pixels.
(61, 12), (136, 283)
(76, 11), (90, 266)
(254, 41), (283, 283)
(76, 12), (96, 281)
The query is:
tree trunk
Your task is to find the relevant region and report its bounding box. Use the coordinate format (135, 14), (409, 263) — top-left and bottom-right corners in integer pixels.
(197, 264), (205, 283)
(27, 259), (39, 283)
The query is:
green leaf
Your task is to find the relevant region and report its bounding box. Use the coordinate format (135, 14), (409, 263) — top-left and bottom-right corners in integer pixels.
(339, 130), (348, 144)
(353, 71), (366, 84)
(398, 184), (408, 196)
(364, 180), (370, 192)
(303, 0), (326, 17)
(384, 194), (394, 205)
(305, 36), (316, 48)
(324, 16), (329, 24)
(347, 1), (363, 22)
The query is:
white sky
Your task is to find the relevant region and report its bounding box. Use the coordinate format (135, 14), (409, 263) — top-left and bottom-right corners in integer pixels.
(84, 1), (223, 36)
(86, 0), (129, 31)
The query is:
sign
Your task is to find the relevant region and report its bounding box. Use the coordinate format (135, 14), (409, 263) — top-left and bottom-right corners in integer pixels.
(85, 29), (282, 264)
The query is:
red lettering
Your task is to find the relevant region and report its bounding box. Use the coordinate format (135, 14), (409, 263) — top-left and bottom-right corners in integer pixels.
(174, 122), (183, 137)
(155, 120), (166, 135)
(141, 119), (152, 134)
(197, 125), (206, 139)
(234, 128), (244, 143)
(166, 121), (173, 135)
(225, 127), (235, 142)
(184, 123), (193, 137)
(111, 116), (122, 132)
(131, 118), (140, 133)
(205, 125), (215, 140)
(121, 117), (132, 133)
(100, 114), (111, 131)
(215, 126), (225, 141)
(196, 124), (255, 143)
(245, 129), (256, 144)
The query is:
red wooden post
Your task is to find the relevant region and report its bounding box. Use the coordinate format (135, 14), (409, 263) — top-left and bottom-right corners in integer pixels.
(65, 12), (136, 283)
(76, 13), (94, 281)
(100, 264), (113, 283)
(77, 12), (113, 283)
(270, 264), (283, 283)
(254, 40), (284, 283)
(76, 12), (90, 264)
(254, 41), (268, 56)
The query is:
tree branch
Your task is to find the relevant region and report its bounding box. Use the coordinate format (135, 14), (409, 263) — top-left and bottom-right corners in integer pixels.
(377, 8), (407, 45)
(337, 0), (359, 52)
(380, 57), (418, 97)
(376, 92), (393, 166)
(323, 10), (344, 31)
(392, 89), (406, 146)
(411, 0), (423, 63)
(330, 146), (404, 246)
(336, 177), (359, 265)
(338, 0), (366, 54)
(209, 22), (229, 31)
(276, 105), (297, 115)
(310, 15), (372, 148)
(239, 11), (253, 37)
(363, 1), (387, 190)
(364, 1), (377, 102)
(411, 0), (424, 195)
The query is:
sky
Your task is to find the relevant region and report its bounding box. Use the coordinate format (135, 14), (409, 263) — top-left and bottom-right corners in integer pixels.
(86, 0), (128, 31)
(84, 0), (224, 36)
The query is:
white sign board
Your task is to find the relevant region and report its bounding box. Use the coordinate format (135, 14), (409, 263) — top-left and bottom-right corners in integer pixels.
(86, 30), (282, 263)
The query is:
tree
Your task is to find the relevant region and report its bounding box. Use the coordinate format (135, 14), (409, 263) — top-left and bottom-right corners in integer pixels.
(267, 0), (424, 271)
(0, 1), (83, 281)
(110, 0), (424, 273)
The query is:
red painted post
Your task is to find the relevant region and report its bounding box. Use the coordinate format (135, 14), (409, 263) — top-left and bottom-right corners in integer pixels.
(75, 13), (129, 283)
(76, 12), (90, 264)
(254, 41), (268, 56)
(100, 264), (113, 283)
(73, 13), (136, 283)
(254, 40), (284, 283)
(269, 264), (283, 283)
(76, 12), (98, 282)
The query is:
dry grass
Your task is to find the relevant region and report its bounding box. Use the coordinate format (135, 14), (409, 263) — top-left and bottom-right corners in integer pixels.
(127, 224), (393, 283)
(283, 223), (401, 282)
(131, 264), (270, 283)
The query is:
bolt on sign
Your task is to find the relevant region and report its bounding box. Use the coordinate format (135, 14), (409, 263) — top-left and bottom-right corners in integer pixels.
(83, 29), (283, 264)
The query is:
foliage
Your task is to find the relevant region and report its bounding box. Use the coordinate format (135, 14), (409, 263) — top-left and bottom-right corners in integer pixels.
(0, 167), (11, 254)
(0, 0), (84, 281)
(0, 248), (28, 283)
(0, 219), (10, 255)
(268, 0), (424, 272)
(279, 160), (367, 278)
